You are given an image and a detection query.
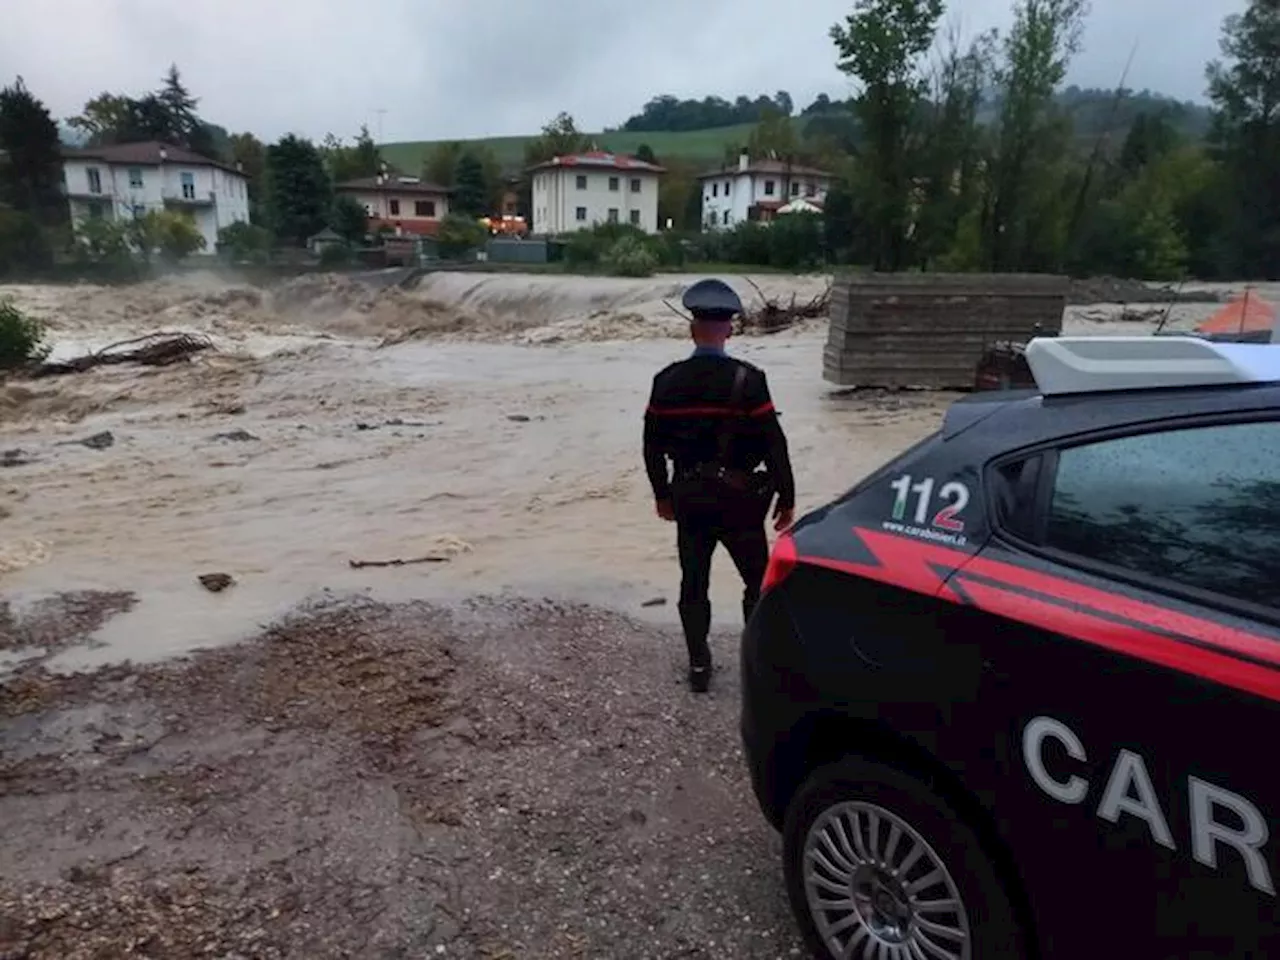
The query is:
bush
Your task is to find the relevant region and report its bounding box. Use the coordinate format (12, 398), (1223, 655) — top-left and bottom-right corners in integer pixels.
(217, 221), (273, 263)
(437, 214), (487, 259)
(0, 298), (49, 371)
(127, 210), (206, 261)
(601, 234), (658, 277)
(319, 241), (353, 266)
(70, 217), (145, 280)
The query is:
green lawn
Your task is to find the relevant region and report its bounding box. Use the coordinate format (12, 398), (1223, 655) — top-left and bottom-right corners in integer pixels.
(379, 121), (794, 176)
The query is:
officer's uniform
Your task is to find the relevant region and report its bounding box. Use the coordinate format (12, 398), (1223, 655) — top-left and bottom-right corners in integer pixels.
(643, 279), (796, 692)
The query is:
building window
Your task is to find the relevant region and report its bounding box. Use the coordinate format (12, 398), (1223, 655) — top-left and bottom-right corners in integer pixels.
(712, 183), (719, 198)
(576, 206), (587, 221)
(414, 200), (436, 217)
(132, 204), (146, 219)
(576, 175), (587, 190)
(128, 168), (143, 189)
(722, 210), (730, 225)
(805, 182), (817, 197)
(724, 181), (731, 195)
(790, 181), (800, 196)
(607, 208), (619, 223)
(630, 178), (641, 193)
(180, 171), (195, 200)
(764, 180), (776, 196)
(629, 209), (640, 226)
(87, 168), (102, 194)
(389, 199), (401, 216)
(608, 176), (619, 191)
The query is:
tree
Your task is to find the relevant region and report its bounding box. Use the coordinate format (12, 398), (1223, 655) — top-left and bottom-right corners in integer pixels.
(524, 112), (590, 165)
(423, 141), (464, 187)
(228, 132), (267, 220)
(1205, 0), (1280, 278)
(66, 66), (219, 157)
(980, 0), (1090, 271)
(453, 152), (488, 217)
(635, 143), (657, 164)
(329, 194), (369, 243)
(264, 135), (333, 246)
(830, 0), (946, 269)
(67, 92), (135, 145)
(747, 106), (799, 158)
(128, 209), (206, 261)
(437, 214), (487, 258)
(323, 125), (382, 183)
(0, 77), (65, 229)
(914, 25), (996, 269)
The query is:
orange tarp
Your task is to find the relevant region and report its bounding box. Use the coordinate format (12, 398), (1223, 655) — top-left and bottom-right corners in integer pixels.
(1196, 290), (1277, 335)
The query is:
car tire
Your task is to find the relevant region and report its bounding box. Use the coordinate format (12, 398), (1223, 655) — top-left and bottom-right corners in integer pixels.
(782, 757), (1026, 960)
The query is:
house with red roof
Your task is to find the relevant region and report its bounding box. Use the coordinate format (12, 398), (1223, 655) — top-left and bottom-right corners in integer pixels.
(527, 151), (665, 235)
(697, 151), (833, 230)
(334, 172), (452, 238)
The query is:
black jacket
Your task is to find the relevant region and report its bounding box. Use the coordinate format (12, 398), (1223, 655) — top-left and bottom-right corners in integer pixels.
(643, 353), (796, 511)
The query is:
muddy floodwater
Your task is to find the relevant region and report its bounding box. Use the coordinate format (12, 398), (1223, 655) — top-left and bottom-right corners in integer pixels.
(0, 269), (1263, 668)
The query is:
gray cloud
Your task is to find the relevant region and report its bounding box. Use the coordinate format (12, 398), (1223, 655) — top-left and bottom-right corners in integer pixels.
(0, 0), (1246, 144)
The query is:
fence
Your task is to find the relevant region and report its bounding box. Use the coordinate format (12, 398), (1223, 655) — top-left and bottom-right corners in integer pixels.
(486, 237), (549, 265)
(823, 272), (1068, 389)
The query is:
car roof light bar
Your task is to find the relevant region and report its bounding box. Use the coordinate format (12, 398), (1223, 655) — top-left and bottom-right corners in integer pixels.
(1024, 336), (1280, 396)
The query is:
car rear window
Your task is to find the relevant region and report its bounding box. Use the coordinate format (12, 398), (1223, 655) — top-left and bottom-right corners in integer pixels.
(1044, 420), (1280, 611)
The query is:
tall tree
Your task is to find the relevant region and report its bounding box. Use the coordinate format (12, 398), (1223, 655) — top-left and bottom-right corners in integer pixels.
(67, 92), (135, 146)
(915, 24), (996, 268)
(323, 125), (382, 183)
(1205, 0), (1280, 278)
(264, 135), (333, 246)
(981, 0), (1089, 271)
(830, 0), (946, 269)
(453, 152), (488, 217)
(0, 77), (66, 227)
(228, 132), (267, 221)
(423, 140), (463, 186)
(747, 107), (799, 158)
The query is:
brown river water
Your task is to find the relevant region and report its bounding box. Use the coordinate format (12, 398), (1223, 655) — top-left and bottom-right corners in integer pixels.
(0, 270), (1256, 672)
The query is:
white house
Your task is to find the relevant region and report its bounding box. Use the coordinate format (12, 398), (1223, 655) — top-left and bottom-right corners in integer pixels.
(528, 151), (664, 235)
(698, 153), (833, 231)
(61, 141), (251, 252)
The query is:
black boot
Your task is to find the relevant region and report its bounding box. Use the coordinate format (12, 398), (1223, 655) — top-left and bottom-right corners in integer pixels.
(678, 600), (712, 693)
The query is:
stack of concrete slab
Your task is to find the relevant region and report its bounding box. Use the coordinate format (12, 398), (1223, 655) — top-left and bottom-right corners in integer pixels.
(823, 272), (1068, 389)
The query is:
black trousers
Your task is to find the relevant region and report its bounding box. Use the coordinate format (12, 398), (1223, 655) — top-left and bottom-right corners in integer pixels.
(674, 505), (770, 672)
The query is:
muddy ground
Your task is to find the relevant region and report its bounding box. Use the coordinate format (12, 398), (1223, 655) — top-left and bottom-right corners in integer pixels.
(0, 592), (798, 959)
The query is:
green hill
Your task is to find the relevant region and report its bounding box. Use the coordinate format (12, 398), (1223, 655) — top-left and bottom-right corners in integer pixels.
(379, 121), (769, 176)
(379, 90), (1214, 177)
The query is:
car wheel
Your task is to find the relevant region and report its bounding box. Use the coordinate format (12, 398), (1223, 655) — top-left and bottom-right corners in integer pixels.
(782, 757), (1025, 960)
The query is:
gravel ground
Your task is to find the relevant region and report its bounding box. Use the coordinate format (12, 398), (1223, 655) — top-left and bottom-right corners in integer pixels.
(0, 592), (804, 959)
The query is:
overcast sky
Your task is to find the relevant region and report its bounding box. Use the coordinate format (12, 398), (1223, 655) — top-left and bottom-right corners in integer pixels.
(0, 0), (1246, 145)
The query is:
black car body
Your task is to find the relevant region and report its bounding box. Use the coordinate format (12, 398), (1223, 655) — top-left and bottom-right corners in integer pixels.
(742, 338), (1280, 958)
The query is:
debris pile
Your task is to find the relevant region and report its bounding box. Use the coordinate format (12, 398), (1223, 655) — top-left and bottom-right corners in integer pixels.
(739, 276), (832, 333)
(29, 333), (213, 378)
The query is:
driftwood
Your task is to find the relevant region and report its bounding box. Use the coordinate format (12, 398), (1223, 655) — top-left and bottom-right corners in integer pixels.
(29, 332), (213, 377)
(663, 281), (832, 334)
(737, 277), (832, 334)
(348, 554), (451, 569)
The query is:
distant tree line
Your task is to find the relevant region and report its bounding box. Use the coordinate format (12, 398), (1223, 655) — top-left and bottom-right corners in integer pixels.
(620, 92), (797, 132)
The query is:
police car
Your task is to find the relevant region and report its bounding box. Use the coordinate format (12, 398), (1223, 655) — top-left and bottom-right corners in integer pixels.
(740, 336), (1280, 959)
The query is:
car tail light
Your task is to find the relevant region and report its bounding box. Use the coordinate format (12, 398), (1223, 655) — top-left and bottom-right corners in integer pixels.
(761, 531), (797, 595)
